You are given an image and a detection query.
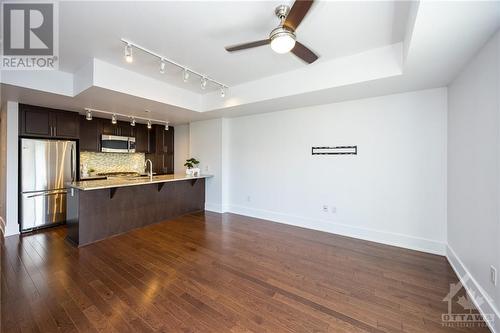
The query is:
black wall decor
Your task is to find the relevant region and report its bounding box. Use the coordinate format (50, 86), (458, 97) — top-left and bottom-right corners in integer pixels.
(311, 146), (357, 155)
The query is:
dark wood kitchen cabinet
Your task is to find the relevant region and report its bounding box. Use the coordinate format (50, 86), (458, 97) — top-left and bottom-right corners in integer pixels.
(80, 116), (152, 153)
(133, 123), (150, 153)
(99, 119), (133, 137)
(79, 116), (100, 152)
(52, 111), (80, 138)
(19, 104), (79, 139)
(148, 124), (174, 174)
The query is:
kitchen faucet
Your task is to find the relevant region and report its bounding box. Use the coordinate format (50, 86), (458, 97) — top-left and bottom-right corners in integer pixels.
(145, 159), (153, 181)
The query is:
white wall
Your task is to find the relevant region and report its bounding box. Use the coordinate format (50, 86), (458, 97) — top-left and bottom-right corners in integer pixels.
(190, 88), (448, 254)
(226, 88), (447, 254)
(3, 102), (19, 237)
(447, 30), (500, 332)
(174, 124), (190, 174)
(189, 119), (225, 212)
(0, 101), (7, 233)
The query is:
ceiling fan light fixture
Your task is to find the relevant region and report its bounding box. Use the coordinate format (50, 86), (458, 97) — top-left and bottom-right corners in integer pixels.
(270, 27), (296, 54)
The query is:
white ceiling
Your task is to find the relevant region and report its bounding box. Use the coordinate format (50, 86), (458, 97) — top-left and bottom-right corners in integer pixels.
(2, 1), (500, 124)
(58, 1), (409, 91)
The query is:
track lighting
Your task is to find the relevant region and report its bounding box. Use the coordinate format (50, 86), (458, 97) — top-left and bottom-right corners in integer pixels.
(130, 117), (136, 126)
(165, 122), (169, 131)
(124, 43), (133, 63)
(147, 120), (152, 129)
(160, 59), (166, 74)
(220, 86), (226, 98)
(86, 110), (92, 121)
(120, 39), (228, 91)
(111, 114), (117, 124)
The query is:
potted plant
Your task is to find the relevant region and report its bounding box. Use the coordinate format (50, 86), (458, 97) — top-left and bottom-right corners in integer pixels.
(184, 158), (200, 176)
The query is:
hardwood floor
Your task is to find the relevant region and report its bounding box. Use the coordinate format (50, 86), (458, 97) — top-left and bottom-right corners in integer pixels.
(1, 212), (490, 333)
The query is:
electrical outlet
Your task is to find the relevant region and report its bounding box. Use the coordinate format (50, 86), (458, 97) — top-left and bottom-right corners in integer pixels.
(246, 195), (251, 202)
(205, 165), (209, 172)
(491, 266), (497, 286)
(322, 205), (329, 212)
(331, 206), (337, 214)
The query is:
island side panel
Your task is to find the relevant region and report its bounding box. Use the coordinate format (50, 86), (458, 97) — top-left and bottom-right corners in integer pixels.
(77, 178), (205, 246)
(66, 188), (80, 245)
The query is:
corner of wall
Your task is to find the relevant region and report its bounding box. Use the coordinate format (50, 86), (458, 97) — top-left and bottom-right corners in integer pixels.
(4, 101), (19, 237)
(446, 245), (500, 333)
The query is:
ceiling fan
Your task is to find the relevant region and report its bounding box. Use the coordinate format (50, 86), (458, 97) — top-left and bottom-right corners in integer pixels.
(225, 0), (318, 64)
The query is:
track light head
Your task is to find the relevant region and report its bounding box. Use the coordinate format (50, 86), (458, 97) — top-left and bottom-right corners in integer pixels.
(124, 43), (133, 63)
(147, 120), (152, 129)
(165, 122), (169, 131)
(130, 117), (136, 126)
(111, 114), (117, 124)
(201, 77), (207, 90)
(183, 69), (190, 82)
(160, 59), (166, 74)
(86, 110), (92, 121)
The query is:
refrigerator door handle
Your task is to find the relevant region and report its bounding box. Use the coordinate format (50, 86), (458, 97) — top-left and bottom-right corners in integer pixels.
(26, 190), (67, 198)
(71, 145), (75, 182)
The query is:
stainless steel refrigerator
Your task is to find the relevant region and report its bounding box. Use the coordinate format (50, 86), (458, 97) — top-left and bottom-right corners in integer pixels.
(19, 138), (76, 232)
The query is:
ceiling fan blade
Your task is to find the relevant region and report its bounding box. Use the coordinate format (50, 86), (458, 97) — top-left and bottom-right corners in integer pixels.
(291, 41), (318, 64)
(284, 0), (314, 31)
(225, 39), (270, 52)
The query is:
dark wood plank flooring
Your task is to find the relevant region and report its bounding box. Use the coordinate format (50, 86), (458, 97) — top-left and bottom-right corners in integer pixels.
(1, 212), (489, 332)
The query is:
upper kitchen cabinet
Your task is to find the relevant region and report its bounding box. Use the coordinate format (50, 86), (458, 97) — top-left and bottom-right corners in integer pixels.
(52, 111), (80, 139)
(19, 104), (79, 139)
(100, 119), (117, 136)
(117, 121), (133, 137)
(100, 119), (133, 137)
(79, 116), (100, 152)
(133, 123), (150, 153)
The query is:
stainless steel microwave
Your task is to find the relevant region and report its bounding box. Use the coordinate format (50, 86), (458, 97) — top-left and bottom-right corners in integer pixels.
(101, 135), (136, 153)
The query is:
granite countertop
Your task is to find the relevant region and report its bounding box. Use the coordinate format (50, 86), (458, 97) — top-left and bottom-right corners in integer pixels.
(68, 174), (213, 191)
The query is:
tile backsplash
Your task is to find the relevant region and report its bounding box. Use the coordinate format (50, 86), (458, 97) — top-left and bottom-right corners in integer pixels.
(80, 152), (145, 175)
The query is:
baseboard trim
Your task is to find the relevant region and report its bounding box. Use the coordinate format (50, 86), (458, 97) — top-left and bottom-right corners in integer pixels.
(226, 204), (446, 255)
(0, 216), (5, 237)
(205, 203), (222, 213)
(446, 245), (499, 333)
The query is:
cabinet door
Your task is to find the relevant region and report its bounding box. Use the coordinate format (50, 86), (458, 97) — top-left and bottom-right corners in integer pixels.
(164, 126), (174, 154)
(134, 124), (150, 153)
(52, 111), (79, 139)
(100, 119), (118, 135)
(19, 104), (52, 137)
(79, 116), (100, 152)
(117, 121), (132, 137)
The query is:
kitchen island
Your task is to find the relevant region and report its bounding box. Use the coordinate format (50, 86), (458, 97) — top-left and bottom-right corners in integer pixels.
(66, 174), (212, 246)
